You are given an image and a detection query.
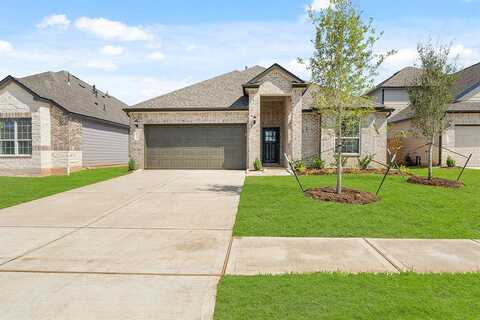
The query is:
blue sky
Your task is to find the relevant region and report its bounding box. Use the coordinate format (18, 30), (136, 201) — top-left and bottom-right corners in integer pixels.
(1, 0), (479, 104)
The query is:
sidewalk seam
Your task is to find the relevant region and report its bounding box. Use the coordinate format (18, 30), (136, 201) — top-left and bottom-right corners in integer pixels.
(0, 269), (221, 277)
(363, 238), (404, 273)
(221, 237), (234, 275)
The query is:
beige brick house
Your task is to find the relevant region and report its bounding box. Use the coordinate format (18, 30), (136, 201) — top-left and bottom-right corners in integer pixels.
(369, 62), (480, 167)
(125, 64), (390, 170)
(0, 71), (129, 176)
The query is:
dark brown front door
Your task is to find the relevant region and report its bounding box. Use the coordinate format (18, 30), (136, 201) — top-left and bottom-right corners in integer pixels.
(262, 127), (280, 164)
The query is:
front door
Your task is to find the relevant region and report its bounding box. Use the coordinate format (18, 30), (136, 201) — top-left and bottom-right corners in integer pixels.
(262, 127), (280, 164)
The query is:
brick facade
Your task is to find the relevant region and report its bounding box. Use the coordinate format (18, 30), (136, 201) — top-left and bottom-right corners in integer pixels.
(0, 81), (83, 176)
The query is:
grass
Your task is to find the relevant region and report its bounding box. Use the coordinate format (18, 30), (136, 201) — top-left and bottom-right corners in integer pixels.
(233, 168), (480, 238)
(0, 167), (129, 209)
(214, 273), (480, 320)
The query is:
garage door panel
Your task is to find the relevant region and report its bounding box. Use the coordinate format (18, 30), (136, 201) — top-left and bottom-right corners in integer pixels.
(145, 125), (246, 169)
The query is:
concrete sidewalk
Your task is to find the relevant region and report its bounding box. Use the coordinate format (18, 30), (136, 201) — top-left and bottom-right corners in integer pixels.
(226, 237), (480, 275)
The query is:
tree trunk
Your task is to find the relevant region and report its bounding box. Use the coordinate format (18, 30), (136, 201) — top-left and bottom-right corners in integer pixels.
(427, 139), (434, 180)
(336, 117), (343, 194)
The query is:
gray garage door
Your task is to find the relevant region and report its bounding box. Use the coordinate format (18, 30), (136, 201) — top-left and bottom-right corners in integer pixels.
(145, 125), (246, 169)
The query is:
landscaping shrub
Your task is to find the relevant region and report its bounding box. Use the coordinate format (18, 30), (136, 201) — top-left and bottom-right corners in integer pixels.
(358, 154), (375, 170)
(128, 158), (137, 171)
(446, 156), (456, 168)
(399, 165), (412, 176)
(253, 158), (262, 171)
(293, 160), (306, 174)
(311, 156), (326, 169)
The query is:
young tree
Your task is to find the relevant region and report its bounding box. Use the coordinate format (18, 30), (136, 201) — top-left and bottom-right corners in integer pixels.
(408, 42), (457, 180)
(302, 0), (394, 193)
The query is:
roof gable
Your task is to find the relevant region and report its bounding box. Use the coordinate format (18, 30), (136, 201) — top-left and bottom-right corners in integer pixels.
(243, 63), (306, 88)
(453, 62), (480, 100)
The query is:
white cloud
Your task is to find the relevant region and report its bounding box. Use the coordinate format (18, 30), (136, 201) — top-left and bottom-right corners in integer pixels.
(83, 60), (118, 71)
(147, 51), (166, 61)
(450, 44), (480, 67)
(37, 14), (71, 30)
(382, 48), (418, 70)
(100, 45), (125, 56)
(74, 17), (154, 42)
(286, 59), (309, 80)
(0, 40), (13, 55)
(309, 0), (330, 11)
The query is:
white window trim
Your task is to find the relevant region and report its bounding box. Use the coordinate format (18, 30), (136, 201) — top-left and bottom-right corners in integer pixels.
(0, 118), (32, 157)
(335, 120), (361, 156)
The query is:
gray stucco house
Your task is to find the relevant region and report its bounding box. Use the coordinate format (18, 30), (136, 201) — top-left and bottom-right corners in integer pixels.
(0, 71), (129, 176)
(125, 63), (390, 170)
(369, 62), (480, 167)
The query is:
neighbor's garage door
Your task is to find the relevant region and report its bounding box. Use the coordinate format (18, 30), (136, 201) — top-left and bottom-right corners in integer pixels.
(145, 125), (246, 169)
(455, 125), (480, 167)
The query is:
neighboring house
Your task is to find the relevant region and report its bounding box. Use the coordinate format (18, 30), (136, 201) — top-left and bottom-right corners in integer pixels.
(369, 62), (480, 167)
(0, 71), (129, 176)
(124, 63), (390, 170)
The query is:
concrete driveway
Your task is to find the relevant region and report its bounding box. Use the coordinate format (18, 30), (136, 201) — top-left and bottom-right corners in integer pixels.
(0, 170), (245, 320)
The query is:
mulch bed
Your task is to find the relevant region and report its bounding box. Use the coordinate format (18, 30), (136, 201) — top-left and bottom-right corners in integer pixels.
(300, 168), (406, 176)
(407, 176), (464, 188)
(305, 187), (379, 205)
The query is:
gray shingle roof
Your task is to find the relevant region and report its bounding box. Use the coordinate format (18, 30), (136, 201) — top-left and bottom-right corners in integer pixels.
(374, 63), (480, 101)
(372, 67), (422, 90)
(132, 66), (266, 110)
(452, 62), (480, 99)
(15, 71), (129, 126)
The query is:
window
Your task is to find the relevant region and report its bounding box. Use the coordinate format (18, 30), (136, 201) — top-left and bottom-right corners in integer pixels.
(0, 118), (32, 156)
(335, 119), (360, 154)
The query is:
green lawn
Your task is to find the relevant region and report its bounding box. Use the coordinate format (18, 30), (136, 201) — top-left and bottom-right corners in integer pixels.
(233, 168), (480, 238)
(0, 167), (129, 209)
(214, 273), (480, 320)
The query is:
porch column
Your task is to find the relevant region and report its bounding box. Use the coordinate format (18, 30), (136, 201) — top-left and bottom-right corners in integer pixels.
(285, 88), (303, 164)
(247, 89), (260, 169)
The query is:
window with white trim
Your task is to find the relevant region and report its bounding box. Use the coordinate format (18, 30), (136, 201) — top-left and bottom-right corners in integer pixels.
(335, 119), (360, 154)
(0, 118), (32, 156)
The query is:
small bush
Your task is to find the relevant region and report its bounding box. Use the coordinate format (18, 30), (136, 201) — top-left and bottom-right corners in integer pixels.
(293, 160), (306, 174)
(312, 156), (326, 169)
(128, 158), (136, 171)
(253, 158), (262, 171)
(399, 165), (411, 176)
(358, 154), (375, 170)
(446, 156), (456, 168)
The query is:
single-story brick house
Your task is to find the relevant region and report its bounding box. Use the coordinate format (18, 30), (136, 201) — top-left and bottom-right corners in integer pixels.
(0, 71), (129, 176)
(368, 62), (480, 167)
(125, 63), (390, 170)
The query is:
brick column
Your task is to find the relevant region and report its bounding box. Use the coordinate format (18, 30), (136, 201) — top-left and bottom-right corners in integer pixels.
(285, 88), (303, 163)
(247, 89), (260, 169)
(129, 113), (145, 169)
